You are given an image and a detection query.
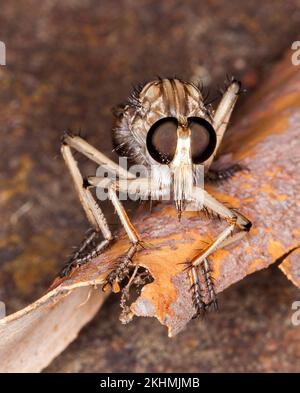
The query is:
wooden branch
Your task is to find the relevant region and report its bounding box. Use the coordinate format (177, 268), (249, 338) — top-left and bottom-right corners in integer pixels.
(0, 286), (108, 372)
(0, 50), (299, 372)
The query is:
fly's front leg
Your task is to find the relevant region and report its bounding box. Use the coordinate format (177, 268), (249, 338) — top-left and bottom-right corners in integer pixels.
(87, 178), (145, 293)
(62, 132), (135, 179)
(87, 176), (156, 292)
(60, 143), (113, 277)
(187, 187), (252, 315)
(103, 185), (142, 292)
(60, 132), (137, 277)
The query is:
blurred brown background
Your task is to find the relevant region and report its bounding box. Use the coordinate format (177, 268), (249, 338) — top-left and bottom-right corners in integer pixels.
(0, 0), (300, 372)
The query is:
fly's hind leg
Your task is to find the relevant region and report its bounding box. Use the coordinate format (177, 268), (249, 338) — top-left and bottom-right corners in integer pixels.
(60, 230), (111, 277)
(206, 162), (247, 183)
(103, 243), (140, 293)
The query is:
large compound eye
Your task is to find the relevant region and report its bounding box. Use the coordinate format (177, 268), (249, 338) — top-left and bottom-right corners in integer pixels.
(188, 117), (217, 164)
(146, 117), (178, 164)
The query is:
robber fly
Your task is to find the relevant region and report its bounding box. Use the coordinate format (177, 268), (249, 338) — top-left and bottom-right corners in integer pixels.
(60, 77), (252, 317)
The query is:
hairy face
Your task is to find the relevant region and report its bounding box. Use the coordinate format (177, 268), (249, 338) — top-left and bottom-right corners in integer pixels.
(112, 78), (218, 210)
(113, 78), (217, 166)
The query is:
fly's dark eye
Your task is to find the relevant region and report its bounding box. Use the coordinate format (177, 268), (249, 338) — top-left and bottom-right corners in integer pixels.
(188, 117), (217, 164)
(146, 117), (178, 164)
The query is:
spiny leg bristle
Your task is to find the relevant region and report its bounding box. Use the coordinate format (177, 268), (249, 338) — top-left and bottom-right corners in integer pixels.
(59, 230), (108, 278)
(102, 243), (139, 292)
(202, 258), (218, 311)
(188, 263), (206, 318)
(185, 259), (218, 318)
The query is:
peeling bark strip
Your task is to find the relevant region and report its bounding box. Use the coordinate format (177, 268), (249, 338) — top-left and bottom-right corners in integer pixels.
(0, 51), (300, 372)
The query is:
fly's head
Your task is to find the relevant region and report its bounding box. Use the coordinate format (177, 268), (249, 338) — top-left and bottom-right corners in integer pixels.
(112, 78), (217, 211)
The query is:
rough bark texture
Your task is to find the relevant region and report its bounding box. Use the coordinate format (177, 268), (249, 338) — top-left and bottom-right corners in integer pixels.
(0, 286), (107, 372)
